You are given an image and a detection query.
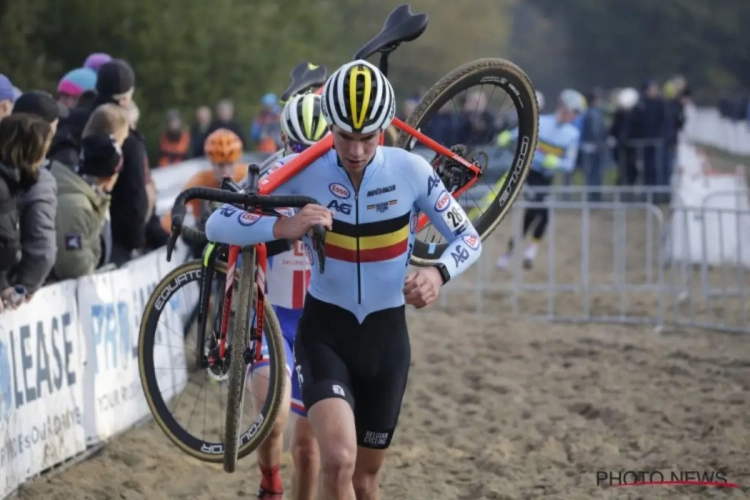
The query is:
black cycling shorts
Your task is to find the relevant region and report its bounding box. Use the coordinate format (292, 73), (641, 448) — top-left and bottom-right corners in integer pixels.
(293, 294), (410, 449)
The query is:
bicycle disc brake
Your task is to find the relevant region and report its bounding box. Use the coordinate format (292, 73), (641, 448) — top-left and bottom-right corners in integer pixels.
(430, 145), (487, 193)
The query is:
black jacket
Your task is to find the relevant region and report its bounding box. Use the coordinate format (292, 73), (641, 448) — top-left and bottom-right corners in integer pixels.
(0, 162), (22, 290)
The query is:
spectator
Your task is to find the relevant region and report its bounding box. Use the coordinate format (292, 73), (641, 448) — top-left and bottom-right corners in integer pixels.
(206, 99), (245, 148)
(579, 88), (609, 201)
(0, 114), (53, 312)
(126, 100), (140, 130)
(91, 59), (149, 264)
(83, 53), (112, 73)
(0, 74), (17, 120)
(9, 91), (68, 299)
(249, 94), (281, 152)
(189, 105), (212, 157)
(399, 97), (419, 121)
(610, 87), (639, 186)
(157, 109), (190, 167)
(57, 68), (97, 110)
(623, 79), (669, 188)
(51, 104), (129, 280)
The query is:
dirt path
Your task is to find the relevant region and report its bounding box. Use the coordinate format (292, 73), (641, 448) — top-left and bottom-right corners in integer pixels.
(16, 211), (750, 500)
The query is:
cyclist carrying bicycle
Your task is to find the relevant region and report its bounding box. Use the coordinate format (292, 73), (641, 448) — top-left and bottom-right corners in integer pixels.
(250, 92), (328, 499)
(160, 128), (247, 257)
(206, 59), (482, 500)
(489, 89), (583, 269)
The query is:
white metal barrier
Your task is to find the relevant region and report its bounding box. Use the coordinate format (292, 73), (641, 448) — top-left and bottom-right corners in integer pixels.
(0, 243), (191, 499)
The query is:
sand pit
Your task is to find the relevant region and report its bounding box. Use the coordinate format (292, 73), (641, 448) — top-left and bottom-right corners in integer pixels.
(15, 209), (750, 500)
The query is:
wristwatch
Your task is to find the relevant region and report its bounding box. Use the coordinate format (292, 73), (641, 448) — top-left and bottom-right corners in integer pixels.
(432, 263), (451, 285)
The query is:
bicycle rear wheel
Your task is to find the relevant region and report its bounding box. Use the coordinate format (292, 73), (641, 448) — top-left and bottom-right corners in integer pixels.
(138, 259), (286, 464)
(398, 58), (539, 265)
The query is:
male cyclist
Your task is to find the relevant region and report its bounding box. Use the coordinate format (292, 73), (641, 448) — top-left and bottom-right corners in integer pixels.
(492, 89), (583, 269)
(160, 128), (247, 255)
(250, 92), (328, 500)
(206, 59), (482, 500)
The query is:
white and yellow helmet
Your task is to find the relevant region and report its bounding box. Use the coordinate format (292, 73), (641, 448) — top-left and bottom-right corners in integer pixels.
(280, 93), (328, 146)
(321, 59), (396, 135)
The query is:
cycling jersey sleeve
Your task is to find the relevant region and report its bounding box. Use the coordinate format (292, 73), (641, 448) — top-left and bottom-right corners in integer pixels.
(411, 156), (482, 281)
(204, 160), (298, 246)
(556, 130), (581, 173)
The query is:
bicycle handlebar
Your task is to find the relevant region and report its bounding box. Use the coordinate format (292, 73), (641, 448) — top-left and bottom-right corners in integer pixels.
(166, 186), (327, 274)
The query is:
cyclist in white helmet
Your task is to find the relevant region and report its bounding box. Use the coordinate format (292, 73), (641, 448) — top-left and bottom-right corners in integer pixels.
(207, 59), (482, 499)
(250, 92), (328, 499)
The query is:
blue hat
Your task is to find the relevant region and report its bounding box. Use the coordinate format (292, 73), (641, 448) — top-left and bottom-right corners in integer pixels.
(0, 74), (16, 103)
(58, 68), (98, 97)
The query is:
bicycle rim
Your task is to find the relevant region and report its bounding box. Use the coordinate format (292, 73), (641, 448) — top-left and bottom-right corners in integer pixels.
(398, 58), (539, 265)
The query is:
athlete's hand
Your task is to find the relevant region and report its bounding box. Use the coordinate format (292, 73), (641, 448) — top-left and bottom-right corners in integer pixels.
(403, 267), (443, 308)
(273, 204), (333, 240)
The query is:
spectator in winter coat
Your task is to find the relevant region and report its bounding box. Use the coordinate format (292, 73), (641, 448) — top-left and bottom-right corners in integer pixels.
(579, 88), (609, 201)
(0, 74), (17, 120)
(0, 114), (53, 313)
(157, 109), (190, 166)
(51, 104), (129, 279)
(9, 91), (67, 298)
(206, 99), (246, 148)
(86, 60), (149, 264)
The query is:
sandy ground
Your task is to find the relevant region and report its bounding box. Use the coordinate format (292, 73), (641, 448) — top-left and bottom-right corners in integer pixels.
(16, 207), (750, 500)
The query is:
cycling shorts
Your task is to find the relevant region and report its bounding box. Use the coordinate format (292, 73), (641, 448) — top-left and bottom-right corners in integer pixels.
(250, 306), (305, 416)
(293, 294), (410, 450)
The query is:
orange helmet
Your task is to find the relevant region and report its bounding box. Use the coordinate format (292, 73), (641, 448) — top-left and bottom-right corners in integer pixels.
(204, 128), (243, 164)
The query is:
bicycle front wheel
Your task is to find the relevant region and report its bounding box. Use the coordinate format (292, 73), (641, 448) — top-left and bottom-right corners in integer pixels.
(138, 259), (286, 464)
(398, 58), (539, 265)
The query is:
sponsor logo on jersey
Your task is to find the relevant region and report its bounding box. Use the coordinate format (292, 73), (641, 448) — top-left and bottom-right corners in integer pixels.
(463, 234), (480, 250)
(409, 212), (418, 234)
(329, 183), (351, 199)
(304, 243), (314, 265)
(434, 190), (451, 212)
(366, 184), (396, 197)
(237, 211), (261, 226)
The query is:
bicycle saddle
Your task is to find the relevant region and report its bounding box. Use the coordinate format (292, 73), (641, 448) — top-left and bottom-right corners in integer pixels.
(353, 4), (429, 60)
(280, 62), (328, 103)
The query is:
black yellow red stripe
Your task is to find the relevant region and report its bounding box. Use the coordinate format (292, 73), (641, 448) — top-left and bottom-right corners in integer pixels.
(325, 211), (410, 263)
(537, 140), (564, 157)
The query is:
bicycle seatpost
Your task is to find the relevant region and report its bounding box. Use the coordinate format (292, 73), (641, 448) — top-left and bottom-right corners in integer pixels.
(245, 164), (261, 195)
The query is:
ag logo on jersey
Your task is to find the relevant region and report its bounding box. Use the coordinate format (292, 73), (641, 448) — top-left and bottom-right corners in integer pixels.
(329, 183), (350, 199)
(463, 234), (480, 250)
(434, 190), (451, 212)
(238, 212), (261, 226)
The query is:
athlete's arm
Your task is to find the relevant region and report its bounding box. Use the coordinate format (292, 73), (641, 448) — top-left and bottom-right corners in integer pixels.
(411, 156), (482, 281)
(542, 128), (581, 173)
(204, 160), (299, 246)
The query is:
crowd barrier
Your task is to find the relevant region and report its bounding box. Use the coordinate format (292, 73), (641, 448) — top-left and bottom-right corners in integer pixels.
(440, 143), (750, 335)
(682, 104), (750, 157)
(0, 243), (190, 499)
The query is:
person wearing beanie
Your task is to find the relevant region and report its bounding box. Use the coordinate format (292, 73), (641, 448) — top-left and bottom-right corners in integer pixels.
(58, 68), (98, 109)
(83, 53), (112, 73)
(50, 104), (129, 279)
(0, 74), (17, 120)
(87, 59), (149, 264)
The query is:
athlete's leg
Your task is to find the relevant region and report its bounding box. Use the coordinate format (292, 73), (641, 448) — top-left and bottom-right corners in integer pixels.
(288, 366), (319, 500)
(351, 306), (411, 500)
(294, 325), (357, 500)
(289, 414), (320, 500)
(249, 332), (294, 496)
